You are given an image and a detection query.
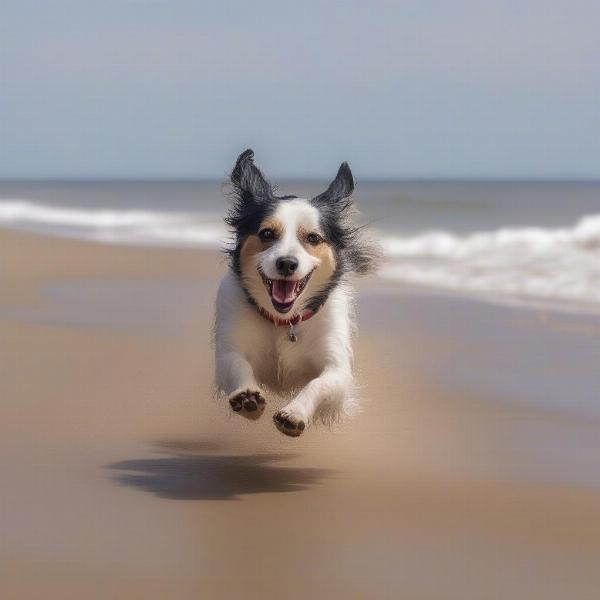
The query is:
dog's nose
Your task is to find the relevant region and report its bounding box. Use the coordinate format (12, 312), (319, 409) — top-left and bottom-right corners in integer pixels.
(276, 256), (299, 276)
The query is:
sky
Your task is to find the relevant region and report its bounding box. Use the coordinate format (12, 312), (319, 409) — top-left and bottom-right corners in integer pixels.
(1, 0), (599, 179)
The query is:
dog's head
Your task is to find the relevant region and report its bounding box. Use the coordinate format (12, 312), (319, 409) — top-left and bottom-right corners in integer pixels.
(225, 149), (378, 317)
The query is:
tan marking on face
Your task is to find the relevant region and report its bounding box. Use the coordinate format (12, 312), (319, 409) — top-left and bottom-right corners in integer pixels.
(238, 234), (268, 306)
(297, 226), (337, 280)
(239, 234), (263, 275)
(239, 216), (284, 276)
(240, 217), (283, 300)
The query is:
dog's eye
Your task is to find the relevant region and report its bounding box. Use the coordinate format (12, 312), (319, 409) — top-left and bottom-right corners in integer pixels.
(306, 232), (322, 246)
(258, 228), (275, 242)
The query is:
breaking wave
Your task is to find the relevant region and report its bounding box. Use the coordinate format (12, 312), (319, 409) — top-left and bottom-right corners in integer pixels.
(0, 200), (226, 247)
(380, 214), (600, 308)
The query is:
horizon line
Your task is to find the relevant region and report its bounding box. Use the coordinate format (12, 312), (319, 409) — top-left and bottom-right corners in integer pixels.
(2, 176), (600, 184)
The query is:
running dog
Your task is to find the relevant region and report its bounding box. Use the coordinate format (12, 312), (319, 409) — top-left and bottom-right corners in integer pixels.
(214, 149), (378, 437)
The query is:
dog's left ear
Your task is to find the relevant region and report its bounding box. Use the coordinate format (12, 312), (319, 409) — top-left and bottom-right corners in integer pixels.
(312, 162), (354, 206)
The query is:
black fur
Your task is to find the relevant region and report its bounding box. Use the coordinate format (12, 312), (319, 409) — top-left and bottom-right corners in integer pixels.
(225, 149), (281, 275)
(304, 161), (380, 311)
(225, 149), (379, 312)
(311, 161), (379, 275)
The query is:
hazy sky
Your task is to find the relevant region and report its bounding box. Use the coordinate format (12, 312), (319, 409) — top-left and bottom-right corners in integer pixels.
(1, 0), (599, 179)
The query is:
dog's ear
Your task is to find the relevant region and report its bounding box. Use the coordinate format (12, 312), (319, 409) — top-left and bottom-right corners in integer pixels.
(230, 149), (272, 204)
(312, 162), (354, 206)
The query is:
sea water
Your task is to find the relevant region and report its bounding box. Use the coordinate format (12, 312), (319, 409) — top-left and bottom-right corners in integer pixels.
(1, 180), (599, 312)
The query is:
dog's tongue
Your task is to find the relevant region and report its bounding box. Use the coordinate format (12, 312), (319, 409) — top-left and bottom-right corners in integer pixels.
(272, 279), (297, 304)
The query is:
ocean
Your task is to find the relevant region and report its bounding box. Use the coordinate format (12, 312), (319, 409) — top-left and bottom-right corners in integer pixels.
(1, 180), (599, 313)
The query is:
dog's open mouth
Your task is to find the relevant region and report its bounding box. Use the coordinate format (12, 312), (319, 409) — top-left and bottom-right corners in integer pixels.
(260, 270), (314, 313)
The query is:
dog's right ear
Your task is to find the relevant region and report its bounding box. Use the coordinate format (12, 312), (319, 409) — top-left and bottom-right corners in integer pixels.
(230, 149), (272, 204)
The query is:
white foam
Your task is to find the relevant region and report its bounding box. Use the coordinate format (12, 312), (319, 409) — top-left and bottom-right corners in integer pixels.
(380, 214), (600, 310)
(0, 200), (226, 248)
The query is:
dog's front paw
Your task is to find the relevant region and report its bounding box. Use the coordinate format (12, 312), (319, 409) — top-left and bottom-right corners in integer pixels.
(273, 410), (306, 437)
(228, 389), (266, 420)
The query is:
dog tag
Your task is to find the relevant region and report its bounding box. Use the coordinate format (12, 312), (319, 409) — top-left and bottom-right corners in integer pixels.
(288, 322), (298, 342)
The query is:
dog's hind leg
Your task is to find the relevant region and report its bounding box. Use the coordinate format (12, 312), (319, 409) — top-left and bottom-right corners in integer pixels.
(273, 367), (352, 437)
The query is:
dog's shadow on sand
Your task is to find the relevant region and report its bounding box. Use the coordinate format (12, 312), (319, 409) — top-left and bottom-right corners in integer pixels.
(108, 440), (334, 501)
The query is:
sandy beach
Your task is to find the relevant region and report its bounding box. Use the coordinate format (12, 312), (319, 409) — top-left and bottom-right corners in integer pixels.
(2, 229), (600, 599)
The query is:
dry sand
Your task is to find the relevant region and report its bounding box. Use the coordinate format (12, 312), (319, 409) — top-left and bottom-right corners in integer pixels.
(1, 230), (600, 599)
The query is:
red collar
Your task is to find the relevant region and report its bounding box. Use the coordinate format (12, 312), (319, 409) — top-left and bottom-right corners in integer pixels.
(257, 306), (316, 327)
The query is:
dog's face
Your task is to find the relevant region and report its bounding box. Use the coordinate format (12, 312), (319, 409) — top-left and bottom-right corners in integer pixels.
(226, 149), (377, 317)
(239, 198), (337, 315)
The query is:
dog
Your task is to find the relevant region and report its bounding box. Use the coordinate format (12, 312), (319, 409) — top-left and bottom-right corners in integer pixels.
(214, 149), (378, 437)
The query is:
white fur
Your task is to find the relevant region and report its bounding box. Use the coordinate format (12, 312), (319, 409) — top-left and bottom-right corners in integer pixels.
(214, 199), (356, 432)
(259, 199), (321, 281)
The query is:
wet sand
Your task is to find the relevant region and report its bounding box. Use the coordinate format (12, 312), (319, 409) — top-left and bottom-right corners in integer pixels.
(1, 230), (600, 599)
